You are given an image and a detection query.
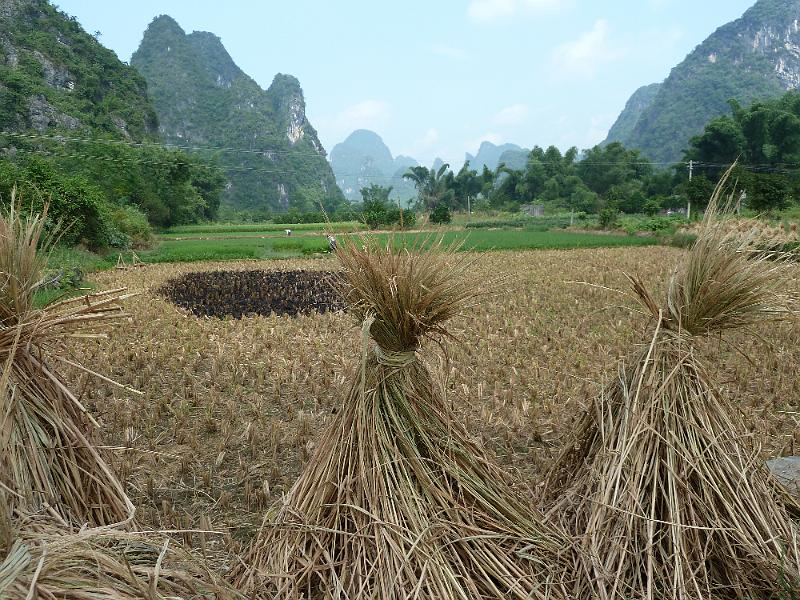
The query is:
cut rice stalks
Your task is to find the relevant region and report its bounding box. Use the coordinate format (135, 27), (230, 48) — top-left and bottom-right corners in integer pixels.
(543, 171), (800, 599)
(0, 512), (243, 599)
(235, 238), (573, 599)
(0, 197), (132, 525)
(0, 198), (242, 599)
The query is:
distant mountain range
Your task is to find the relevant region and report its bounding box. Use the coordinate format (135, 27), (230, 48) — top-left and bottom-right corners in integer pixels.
(329, 130), (419, 203)
(330, 132), (531, 203)
(465, 141), (529, 172)
(604, 0), (800, 164)
(131, 15), (343, 212)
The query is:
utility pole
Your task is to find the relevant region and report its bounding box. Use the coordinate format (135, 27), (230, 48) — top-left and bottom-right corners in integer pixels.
(687, 160), (693, 221)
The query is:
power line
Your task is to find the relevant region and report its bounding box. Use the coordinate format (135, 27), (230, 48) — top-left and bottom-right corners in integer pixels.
(0, 131), (703, 167)
(0, 130), (331, 158)
(4, 132), (800, 176)
(1, 145), (417, 180)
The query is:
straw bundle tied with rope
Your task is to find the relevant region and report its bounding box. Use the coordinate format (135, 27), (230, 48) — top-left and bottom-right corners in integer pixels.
(235, 238), (573, 599)
(0, 197), (244, 599)
(0, 197), (133, 525)
(543, 170), (800, 599)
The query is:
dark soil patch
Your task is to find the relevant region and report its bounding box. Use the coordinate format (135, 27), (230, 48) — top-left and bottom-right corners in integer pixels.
(158, 270), (345, 318)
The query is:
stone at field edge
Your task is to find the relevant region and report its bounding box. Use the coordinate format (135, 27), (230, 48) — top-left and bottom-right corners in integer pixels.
(767, 456), (800, 499)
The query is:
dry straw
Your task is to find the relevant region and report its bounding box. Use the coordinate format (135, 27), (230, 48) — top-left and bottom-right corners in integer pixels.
(0, 195), (133, 525)
(235, 237), (572, 599)
(0, 196), (244, 599)
(543, 169), (800, 599)
(0, 512), (243, 599)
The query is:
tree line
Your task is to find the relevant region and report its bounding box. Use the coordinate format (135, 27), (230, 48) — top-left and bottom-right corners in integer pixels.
(392, 90), (800, 222)
(7, 89), (800, 249)
(0, 138), (225, 248)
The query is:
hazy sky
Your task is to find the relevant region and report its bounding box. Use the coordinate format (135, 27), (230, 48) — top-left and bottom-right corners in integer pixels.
(56, 0), (755, 167)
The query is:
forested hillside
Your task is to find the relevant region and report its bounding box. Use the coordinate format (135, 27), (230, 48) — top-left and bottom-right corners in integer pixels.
(131, 15), (344, 216)
(605, 0), (800, 163)
(0, 0), (225, 247)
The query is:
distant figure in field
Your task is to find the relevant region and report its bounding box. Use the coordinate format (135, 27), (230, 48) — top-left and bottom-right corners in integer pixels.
(327, 235), (337, 252)
(285, 229), (292, 236)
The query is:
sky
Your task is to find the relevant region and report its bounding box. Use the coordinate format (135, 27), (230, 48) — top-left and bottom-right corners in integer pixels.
(55, 0), (756, 167)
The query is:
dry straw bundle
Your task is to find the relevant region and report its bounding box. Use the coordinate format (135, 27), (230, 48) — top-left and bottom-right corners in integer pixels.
(0, 197), (244, 598)
(0, 513), (242, 599)
(544, 175), (800, 599)
(236, 238), (572, 599)
(0, 198), (133, 525)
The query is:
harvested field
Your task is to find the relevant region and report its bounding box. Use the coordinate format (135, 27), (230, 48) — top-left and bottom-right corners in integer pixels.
(69, 248), (800, 571)
(158, 269), (344, 318)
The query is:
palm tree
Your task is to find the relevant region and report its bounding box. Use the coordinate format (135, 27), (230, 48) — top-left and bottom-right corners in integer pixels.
(403, 163), (453, 211)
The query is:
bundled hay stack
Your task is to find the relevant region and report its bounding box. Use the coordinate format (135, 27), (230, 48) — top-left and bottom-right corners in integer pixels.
(0, 199), (245, 598)
(544, 180), (800, 599)
(0, 513), (242, 599)
(0, 200), (132, 525)
(236, 239), (571, 599)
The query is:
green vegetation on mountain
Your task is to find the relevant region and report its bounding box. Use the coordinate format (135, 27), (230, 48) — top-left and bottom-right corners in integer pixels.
(604, 83), (661, 146)
(497, 148), (529, 171)
(606, 0), (800, 164)
(686, 89), (800, 212)
(0, 1), (158, 138)
(131, 15), (344, 215)
(0, 0), (225, 247)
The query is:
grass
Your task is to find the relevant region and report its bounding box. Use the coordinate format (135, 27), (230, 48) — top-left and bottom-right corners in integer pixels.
(33, 283), (96, 308)
(138, 236), (330, 263)
(376, 229), (659, 251)
(161, 221), (366, 236)
(134, 229), (659, 264)
(465, 214), (597, 230)
(45, 246), (119, 274)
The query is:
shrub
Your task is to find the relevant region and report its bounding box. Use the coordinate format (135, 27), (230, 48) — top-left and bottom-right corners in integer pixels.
(598, 203), (620, 229)
(384, 207), (416, 229)
(643, 197), (662, 216)
(429, 203), (452, 224)
(108, 203), (153, 249)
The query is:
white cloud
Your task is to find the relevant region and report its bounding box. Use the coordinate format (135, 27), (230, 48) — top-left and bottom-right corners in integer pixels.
(552, 19), (624, 77)
(315, 99), (391, 145)
(402, 128), (441, 159)
(467, 0), (567, 23)
(398, 128), (443, 165)
(492, 104), (529, 126)
(465, 132), (504, 154)
(585, 114), (617, 147)
(432, 44), (468, 60)
(337, 99), (390, 125)
(416, 128), (440, 147)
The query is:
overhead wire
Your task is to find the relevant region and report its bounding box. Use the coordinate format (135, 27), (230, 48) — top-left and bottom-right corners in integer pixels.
(2, 130), (799, 176)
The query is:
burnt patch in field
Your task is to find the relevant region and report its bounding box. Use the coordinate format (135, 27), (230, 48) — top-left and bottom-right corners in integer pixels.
(158, 269), (345, 318)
